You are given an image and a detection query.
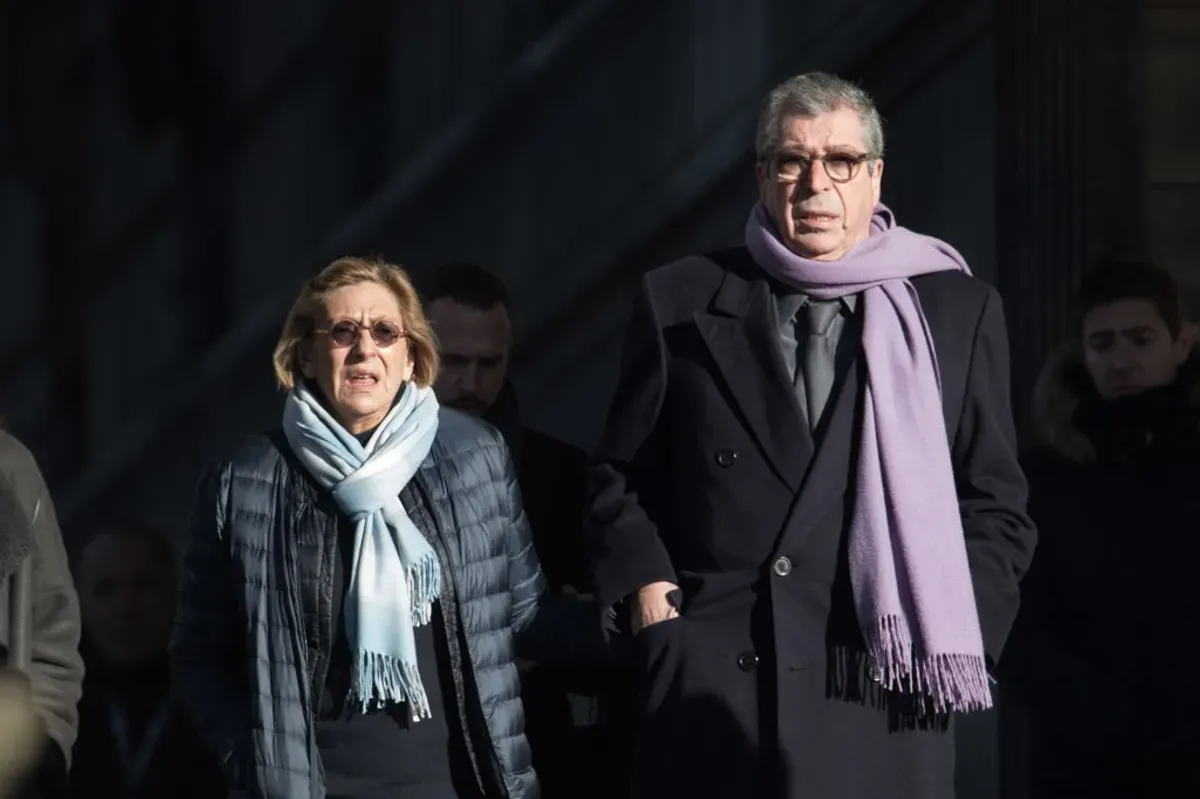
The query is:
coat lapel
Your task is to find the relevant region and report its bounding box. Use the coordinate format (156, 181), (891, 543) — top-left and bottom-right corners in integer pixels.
(694, 270), (813, 491)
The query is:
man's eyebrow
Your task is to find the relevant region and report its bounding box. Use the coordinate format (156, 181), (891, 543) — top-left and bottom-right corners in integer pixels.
(1088, 325), (1156, 339)
(775, 146), (867, 155)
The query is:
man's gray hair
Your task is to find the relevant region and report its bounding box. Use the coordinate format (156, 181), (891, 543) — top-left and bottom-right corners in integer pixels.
(755, 72), (885, 162)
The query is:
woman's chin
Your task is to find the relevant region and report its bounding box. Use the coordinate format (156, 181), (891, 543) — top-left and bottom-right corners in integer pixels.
(335, 400), (390, 433)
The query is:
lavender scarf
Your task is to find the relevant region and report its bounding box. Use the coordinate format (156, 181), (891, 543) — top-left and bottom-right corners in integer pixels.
(745, 201), (991, 714)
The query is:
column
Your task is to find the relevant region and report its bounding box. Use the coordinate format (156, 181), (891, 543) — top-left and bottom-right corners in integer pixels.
(994, 0), (1141, 444)
(8, 1), (92, 478)
(993, 7), (1141, 799)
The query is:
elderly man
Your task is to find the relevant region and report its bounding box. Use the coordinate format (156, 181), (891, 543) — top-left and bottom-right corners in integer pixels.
(586, 72), (1036, 798)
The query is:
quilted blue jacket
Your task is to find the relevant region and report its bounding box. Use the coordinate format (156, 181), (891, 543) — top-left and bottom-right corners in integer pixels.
(170, 409), (601, 798)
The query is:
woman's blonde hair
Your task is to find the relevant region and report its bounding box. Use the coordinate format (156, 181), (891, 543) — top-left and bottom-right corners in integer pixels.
(272, 256), (439, 390)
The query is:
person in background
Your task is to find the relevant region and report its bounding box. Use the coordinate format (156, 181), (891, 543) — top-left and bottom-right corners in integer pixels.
(585, 71), (1035, 798)
(69, 521), (224, 799)
(0, 429), (84, 799)
(171, 256), (604, 799)
(1004, 259), (1200, 796)
(421, 262), (629, 798)
(421, 263), (589, 592)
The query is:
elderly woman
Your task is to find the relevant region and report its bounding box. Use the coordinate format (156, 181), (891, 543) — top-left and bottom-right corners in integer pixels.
(171, 257), (603, 799)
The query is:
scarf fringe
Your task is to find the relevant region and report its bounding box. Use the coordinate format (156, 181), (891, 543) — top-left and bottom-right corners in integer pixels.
(868, 615), (993, 714)
(408, 551), (441, 626)
(350, 650), (432, 720)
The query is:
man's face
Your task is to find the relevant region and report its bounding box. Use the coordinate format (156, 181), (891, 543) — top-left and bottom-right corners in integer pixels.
(426, 298), (511, 415)
(755, 107), (883, 261)
(78, 534), (176, 667)
(1082, 298), (1191, 399)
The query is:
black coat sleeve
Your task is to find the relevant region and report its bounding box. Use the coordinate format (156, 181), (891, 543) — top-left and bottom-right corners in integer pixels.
(499, 438), (614, 666)
(169, 463), (252, 790)
(997, 533), (1136, 745)
(951, 288), (1038, 667)
(585, 277), (678, 615)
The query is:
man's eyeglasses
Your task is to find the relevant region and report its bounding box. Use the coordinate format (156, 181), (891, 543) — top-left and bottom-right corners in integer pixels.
(314, 320), (407, 348)
(769, 151), (876, 183)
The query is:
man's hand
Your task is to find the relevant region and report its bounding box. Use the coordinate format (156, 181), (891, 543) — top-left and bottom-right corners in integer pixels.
(631, 581), (680, 635)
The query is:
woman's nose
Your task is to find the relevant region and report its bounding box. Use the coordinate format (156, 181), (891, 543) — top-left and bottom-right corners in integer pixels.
(351, 328), (379, 357)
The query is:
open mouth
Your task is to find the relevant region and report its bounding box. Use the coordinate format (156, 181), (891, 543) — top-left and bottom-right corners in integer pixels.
(345, 371), (380, 388)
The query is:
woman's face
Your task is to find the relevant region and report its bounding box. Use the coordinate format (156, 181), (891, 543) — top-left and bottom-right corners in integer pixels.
(301, 281), (415, 434)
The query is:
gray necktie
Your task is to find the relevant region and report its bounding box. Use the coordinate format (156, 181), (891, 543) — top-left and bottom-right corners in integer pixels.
(801, 300), (842, 430)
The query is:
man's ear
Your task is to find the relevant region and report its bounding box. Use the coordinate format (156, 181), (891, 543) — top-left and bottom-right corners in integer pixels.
(754, 159), (772, 205)
(1174, 321), (1197, 364)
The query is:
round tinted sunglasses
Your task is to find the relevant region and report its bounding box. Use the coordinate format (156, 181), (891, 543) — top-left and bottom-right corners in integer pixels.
(314, 320), (407, 348)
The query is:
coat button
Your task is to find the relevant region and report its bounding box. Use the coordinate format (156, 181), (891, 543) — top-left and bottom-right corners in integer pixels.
(714, 449), (739, 468)
(736, 652), (759, 671)
(868, 663), (883, 683)
(772, 556), (792, 577)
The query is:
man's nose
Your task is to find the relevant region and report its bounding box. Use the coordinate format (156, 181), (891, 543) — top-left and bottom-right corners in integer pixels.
(1110, 345), (1139, 372)
(465, 363), (485, 392)
(112, 588), (138, 613)
(804, 158), (834, 191)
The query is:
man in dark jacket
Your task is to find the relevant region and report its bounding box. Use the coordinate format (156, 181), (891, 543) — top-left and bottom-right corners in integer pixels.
(1004, 259), (1200, 796)
(586, 72), (1036, 798)
(0, 430), (84, 799)
(70, 521), (225, 799)
(421, 263), (589, 592)
(421, 262), (628, 798)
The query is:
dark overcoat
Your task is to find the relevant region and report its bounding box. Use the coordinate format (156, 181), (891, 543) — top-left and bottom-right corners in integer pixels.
(587, 247), (1036, 798)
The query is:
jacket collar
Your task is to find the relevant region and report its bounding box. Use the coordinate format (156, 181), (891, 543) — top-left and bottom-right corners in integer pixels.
(1032, 341), (1200, 462)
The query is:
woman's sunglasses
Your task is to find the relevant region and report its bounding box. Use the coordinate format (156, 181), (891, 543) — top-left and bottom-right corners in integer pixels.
(314, 320), (407, 348)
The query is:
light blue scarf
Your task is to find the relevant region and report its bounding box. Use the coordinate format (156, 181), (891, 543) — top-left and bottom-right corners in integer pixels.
(282, 382), (441, 718)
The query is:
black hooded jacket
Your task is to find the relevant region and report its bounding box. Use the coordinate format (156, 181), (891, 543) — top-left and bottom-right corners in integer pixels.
(483, 383), (588, 592)
(1003, 343), (1200, 794)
